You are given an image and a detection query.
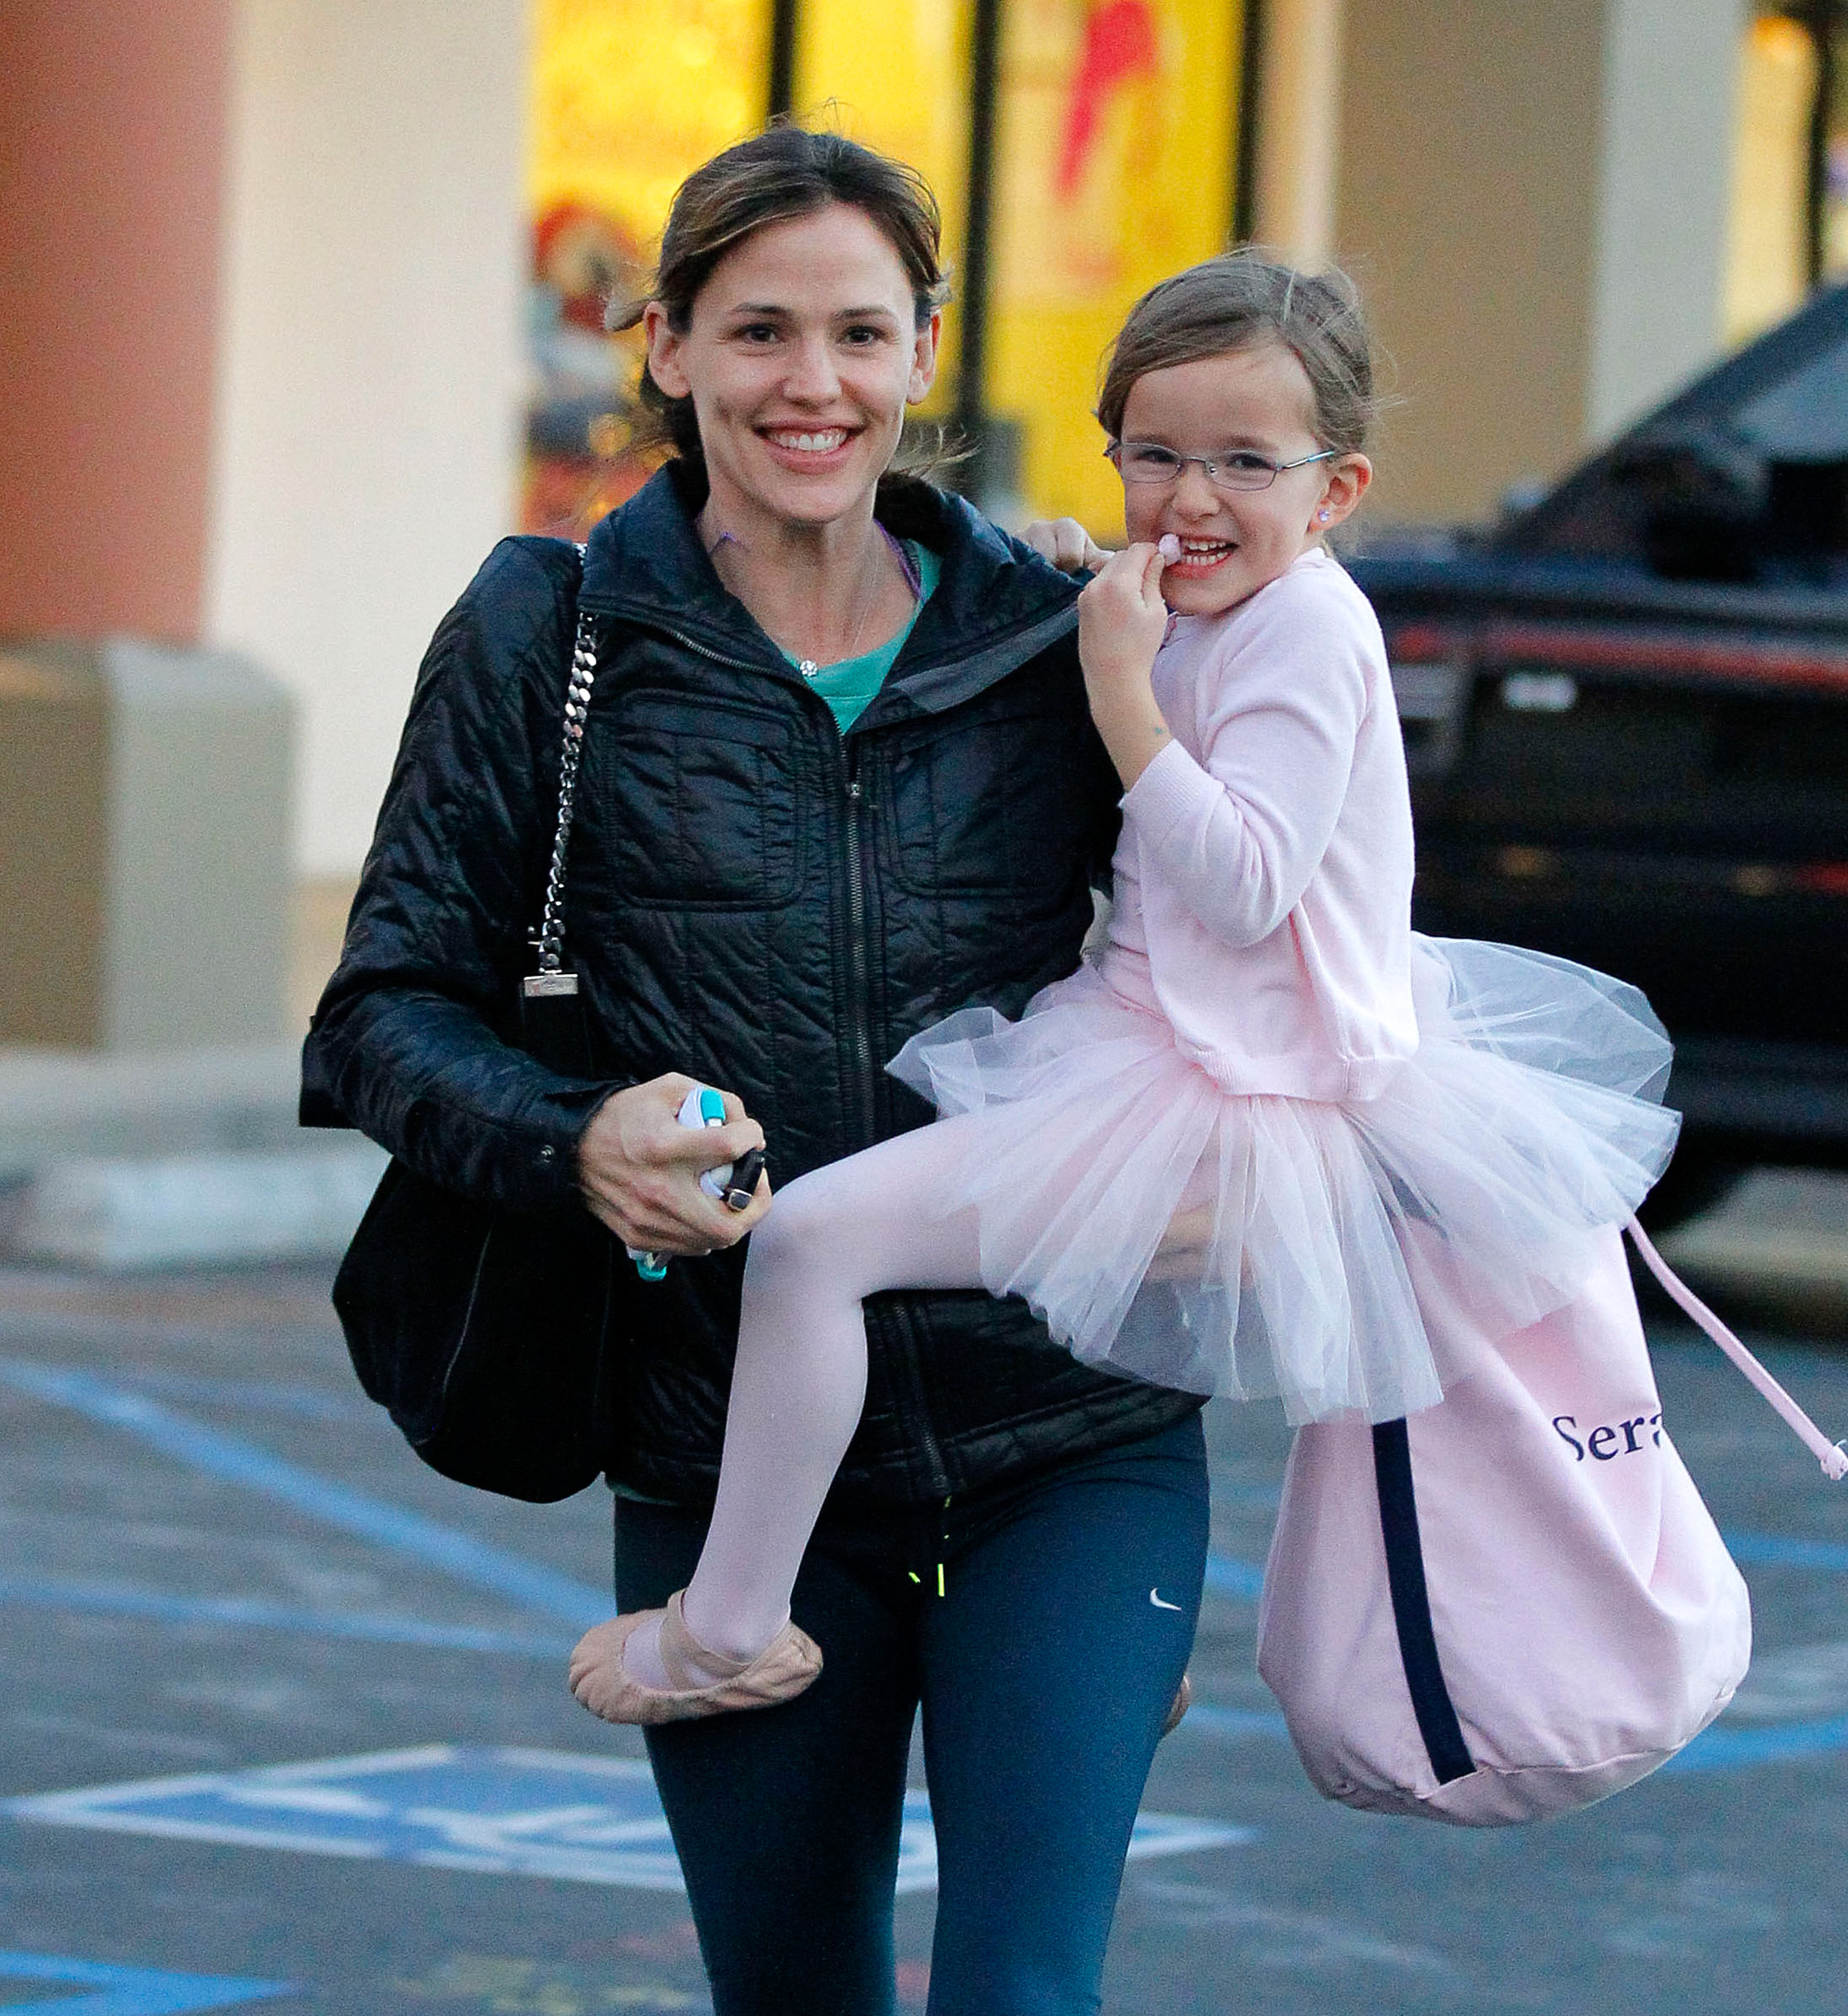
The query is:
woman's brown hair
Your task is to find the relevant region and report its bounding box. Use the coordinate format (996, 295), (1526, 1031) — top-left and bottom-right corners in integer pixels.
(1097, 250), (1379, 455)
(613, 124), (950, 467)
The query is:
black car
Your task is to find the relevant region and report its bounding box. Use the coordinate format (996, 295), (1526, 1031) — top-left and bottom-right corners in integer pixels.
(1349, 283), (1848, 1222)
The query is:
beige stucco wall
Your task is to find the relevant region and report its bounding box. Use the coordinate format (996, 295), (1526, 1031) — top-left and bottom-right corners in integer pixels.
(1330, 0), (1743, 527)
(1588, 0), (1743, 440)
(1334, 0), (1607, 527)
(1253, 0), (1345, 266)
(204, 0), (529, 878)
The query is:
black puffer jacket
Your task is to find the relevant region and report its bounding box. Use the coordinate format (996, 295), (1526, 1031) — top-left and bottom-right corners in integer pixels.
(303, 464), (1201, 1506)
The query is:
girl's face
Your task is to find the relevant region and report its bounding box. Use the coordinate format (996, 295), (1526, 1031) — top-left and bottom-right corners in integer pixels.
(1116, 341), (1371, 617)
(645, 204), (941, 538)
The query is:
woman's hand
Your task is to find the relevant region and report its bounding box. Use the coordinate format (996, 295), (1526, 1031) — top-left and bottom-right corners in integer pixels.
(1077, 542), (1175, 791)
(577, 1075), (771, 1254)
(1020, 517), (1113, 574)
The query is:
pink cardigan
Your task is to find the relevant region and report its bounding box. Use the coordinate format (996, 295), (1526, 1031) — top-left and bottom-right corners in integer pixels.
(1100, 548), (1419, 1102)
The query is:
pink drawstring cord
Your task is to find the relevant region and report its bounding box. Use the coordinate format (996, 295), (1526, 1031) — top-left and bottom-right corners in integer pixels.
(1626, 1215), (1848, 1482)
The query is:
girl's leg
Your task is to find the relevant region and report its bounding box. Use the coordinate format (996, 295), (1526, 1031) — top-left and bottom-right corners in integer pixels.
(625, 1115), (988, 1688)
(922, 1413), (1209, 2015)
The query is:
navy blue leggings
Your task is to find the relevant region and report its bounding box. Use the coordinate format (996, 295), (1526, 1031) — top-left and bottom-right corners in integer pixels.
(613, 1412), (1209, 2016)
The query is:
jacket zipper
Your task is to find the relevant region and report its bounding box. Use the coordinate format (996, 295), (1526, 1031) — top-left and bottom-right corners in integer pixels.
(840, 737), (952, 1508)
(840, 748), (878, 1141)
(628, 614), (957, 1506)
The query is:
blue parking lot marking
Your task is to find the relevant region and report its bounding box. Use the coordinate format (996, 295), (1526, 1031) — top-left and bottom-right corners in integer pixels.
(0, 1574), (569, 1658)
(7, 1747), (1253, 1895)
(10, 1358), (1844, 1784)
(0, 1950), (292, 2015)
(1723, 1529), (1848, 1574)
(1663, 1715), (1848, 1772)
(1183, 1704), (1291, 1743)
(0, 1362), (611, 1627)
(1203, 1552), (1266, 1602)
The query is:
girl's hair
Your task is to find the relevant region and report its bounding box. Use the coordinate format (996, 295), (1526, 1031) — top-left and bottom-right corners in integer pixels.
(1097, 250), (1378, 455)
(612, 124), (950, 467)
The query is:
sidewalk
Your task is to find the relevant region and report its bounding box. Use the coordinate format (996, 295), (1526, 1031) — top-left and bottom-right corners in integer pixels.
(0, 1042), (382, 1269)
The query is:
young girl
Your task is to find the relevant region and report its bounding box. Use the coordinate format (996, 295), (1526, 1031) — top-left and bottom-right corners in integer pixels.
(569, 250), (1681, 1720)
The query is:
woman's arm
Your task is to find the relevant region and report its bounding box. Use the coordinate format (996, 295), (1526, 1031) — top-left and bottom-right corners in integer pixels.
(303, 538), (764, 1250)
(302, 539), (620, 1210)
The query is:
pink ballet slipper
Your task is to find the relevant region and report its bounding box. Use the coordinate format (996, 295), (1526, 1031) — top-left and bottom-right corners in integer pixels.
(568, 1590), (822, 1726)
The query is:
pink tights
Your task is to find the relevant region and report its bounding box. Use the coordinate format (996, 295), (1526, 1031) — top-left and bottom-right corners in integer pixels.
(631, 1116), (989, 1684)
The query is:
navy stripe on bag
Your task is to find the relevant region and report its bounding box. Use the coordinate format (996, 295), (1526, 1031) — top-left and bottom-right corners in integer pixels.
(1371, 1419), (1475, 1785)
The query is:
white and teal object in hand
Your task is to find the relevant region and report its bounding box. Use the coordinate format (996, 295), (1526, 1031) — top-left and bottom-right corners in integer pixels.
(626, 1085), (764, 1280)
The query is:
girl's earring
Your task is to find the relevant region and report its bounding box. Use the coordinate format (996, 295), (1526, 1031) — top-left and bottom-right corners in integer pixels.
(1318, 509), (1331, 523)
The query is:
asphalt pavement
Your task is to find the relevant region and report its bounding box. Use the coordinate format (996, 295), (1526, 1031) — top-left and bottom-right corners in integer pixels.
(1, 1254), (1845, 2015)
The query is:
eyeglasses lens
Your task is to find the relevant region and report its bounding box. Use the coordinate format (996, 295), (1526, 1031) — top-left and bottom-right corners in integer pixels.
(1116, 445), (1278, 492)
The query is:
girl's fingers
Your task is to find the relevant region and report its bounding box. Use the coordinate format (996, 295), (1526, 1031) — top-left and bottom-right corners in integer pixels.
(1102, 542), (1170, 609)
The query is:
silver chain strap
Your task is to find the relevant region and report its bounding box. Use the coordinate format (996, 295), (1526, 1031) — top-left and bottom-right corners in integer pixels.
(529, 547), (596, 979)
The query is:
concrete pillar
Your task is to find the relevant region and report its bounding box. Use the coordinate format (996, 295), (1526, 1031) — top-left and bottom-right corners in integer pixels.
(1253, 0), (1345, 266)
(204, 0), (529, 879)
(0, 1), (232, 641)
(1333, 0), (1745, 526)
(0, 0), (297, 1053)
(1588, 0), (1743, 439)
(0, 643), (291, 1051)
(1334, 0), (1605, 526)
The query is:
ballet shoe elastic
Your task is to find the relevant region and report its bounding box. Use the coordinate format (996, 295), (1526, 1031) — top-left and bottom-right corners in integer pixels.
(568, 1590), (822, 1726)
(1162, 1671), (1193, 1738)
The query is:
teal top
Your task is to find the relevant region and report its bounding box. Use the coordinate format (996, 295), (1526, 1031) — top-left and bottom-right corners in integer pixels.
(783, 541), (943, 732)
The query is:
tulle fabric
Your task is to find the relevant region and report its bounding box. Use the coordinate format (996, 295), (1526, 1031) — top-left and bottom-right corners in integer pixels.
(887, 936), (1680, 1425)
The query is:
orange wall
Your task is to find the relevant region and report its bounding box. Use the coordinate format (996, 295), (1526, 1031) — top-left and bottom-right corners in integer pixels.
(0, 0), (232, 643)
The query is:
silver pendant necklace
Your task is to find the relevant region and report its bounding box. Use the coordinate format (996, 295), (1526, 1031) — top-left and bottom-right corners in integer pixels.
(706, 520), (909, 676)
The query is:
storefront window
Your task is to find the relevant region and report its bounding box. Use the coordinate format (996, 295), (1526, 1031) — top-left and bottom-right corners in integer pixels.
(522, 0), (1249, 536)
(1726, 4), (1848, 347)
(990, 0), (1244, 531)
(526, 0), (772, 532)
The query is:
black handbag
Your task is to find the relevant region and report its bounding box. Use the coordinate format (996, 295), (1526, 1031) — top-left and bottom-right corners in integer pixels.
(332, 570), (622, 1502)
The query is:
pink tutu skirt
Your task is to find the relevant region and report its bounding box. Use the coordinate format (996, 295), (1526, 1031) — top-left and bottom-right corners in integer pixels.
(887, 936), (1680, 1424)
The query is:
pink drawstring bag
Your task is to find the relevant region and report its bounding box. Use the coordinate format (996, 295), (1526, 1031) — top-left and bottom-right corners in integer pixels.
(1257, 1219), (1846, 1826)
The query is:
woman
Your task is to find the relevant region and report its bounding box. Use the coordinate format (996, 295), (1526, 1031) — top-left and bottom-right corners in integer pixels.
(303, 125), (1208, 2016)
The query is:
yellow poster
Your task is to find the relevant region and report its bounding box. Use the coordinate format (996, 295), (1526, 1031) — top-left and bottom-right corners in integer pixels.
(529, 0), (771, 237)
(524, 0), (1245, 536)
(991, 0), (1244, 532)
(524, 0), (772, 531)
(792, 0), (973, 403)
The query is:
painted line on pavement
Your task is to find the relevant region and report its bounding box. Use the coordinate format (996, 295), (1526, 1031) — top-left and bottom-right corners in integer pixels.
(0, 1948), (292, 2015)
(1183, 1704), (1291, 1744)
(9, 1746), (1255, 1896)
(1204, 1554), (1265, 1603)
(1724, 1530), (1848, 1574)
(1663, 1715), (1848, 1773)
(0, 1575), (569, 1659)
(112, 1369), (363, 1424)
(0, 1362), (610, 1630)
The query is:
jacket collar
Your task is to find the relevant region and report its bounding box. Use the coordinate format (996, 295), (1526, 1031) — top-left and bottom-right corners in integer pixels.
(577, 462), (1081, 717)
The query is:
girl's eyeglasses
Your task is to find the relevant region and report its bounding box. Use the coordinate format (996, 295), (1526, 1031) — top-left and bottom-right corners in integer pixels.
(1107, 441), (1337, 493)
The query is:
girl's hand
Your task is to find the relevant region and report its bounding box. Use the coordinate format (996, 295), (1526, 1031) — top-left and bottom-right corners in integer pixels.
(577, 1074), (771, 1254)
(1020, 517), (1113, 574)
(1077, 542), (1175, 790)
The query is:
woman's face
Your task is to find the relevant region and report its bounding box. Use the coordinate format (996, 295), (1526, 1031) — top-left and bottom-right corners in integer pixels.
(646, 204), (940, 536)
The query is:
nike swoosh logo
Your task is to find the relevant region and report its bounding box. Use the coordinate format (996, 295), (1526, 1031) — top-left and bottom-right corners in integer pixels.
(1149, 1589), (1183, 1611)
